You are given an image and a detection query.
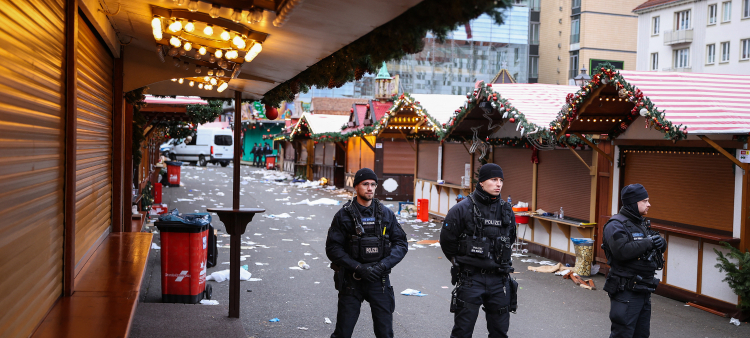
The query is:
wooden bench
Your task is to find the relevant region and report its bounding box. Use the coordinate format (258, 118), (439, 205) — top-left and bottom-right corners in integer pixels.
(31, 232), (153, 338)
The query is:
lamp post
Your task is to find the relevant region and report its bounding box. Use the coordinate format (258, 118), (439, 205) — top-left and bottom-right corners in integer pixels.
(574, 66), (591, 87)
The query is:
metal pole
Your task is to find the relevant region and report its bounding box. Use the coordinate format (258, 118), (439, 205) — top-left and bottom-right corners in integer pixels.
(229, 90), (242, 318)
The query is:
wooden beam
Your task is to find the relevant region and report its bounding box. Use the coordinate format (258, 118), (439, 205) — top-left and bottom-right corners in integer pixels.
(742, 163), (750, 251)
(230, 90), (242, 318)
(589, 149), (599, 223)
(698, 135), (746, 169)
(574, 132), (613, 163)
(360, 135), (376, 152)
(531, 161), (538, 211)
(63, 0), (78, 297)
(112, 47), (124, 233)
(567, 145), (592, 171)
(336, 141), (346, 152)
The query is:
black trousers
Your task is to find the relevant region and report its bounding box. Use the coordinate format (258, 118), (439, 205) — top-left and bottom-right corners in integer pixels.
(252, 155), (259, 166)
(609, 289), (651, 338)
(331, 276), (395, 338)
(451, 272), (510, 338)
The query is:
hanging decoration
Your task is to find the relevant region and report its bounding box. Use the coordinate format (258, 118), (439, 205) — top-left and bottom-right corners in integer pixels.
(550, 62), (688, 141)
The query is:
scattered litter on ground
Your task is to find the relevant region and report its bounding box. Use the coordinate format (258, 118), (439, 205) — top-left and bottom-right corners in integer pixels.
(264, 213), (291, 219)
(528, 263), (564, 273)
(282, 239), (293, 241)
(207, 268), (251, 282)
(248, 278), (262, 281)
(730, 318), (741, 326)
(298, 327), (308, 331)
(301, 243), (310, 246)
(151, 243), (160, 250)
(269, 318), (280, 322)
(199, 300), (219, 305)
(400, 289), (428, 297)
(325, 318), (332, 324)
(298, 260), (310, 269)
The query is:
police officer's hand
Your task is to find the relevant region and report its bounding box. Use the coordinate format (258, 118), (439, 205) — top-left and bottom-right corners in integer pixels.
(650, 235), (666, 252)
(354, 263), (375, 281)
(366, 262), (387, 282)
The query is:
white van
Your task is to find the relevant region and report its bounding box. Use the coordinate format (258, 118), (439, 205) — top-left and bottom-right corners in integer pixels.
(169, 127), (234, 167)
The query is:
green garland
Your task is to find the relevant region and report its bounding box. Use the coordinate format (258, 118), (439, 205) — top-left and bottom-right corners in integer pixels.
(550, 62), (688, 141)
(158, 100), (224, 142)
(141, 181), (154, 211)
(261, 0), (511, 106)
(126, 87), (149, 167)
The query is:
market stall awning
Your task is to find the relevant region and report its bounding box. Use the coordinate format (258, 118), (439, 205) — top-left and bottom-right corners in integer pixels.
(552, 68), (750, 141)
(140, 95), (209, 122)
(492, 83), (578, 131)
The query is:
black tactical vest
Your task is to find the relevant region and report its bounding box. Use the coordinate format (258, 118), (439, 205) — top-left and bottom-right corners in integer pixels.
(602, 214), (658, 277)
(457, 195), (515, 269)
(344, 199), (391, 264)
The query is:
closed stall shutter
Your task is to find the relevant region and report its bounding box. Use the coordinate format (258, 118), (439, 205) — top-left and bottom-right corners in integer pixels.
(622, 150), (734, 232)
(0, 1), (66, 337)
(443, 143), (471, 186)
(493, 147), (534, 204)
(324, 142), (335, 166)
(314, 142), (324, 164)
(285, 142), (294, 160)
(299, 141), (308, 164)
(417, 141), (439, 181)
(537, 149), (592, 221)
(75, 16), (113, 266)
(347, 137), (360, 173)
(383, 140), (415, 174)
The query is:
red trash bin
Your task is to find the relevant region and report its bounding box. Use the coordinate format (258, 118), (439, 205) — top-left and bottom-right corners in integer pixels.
(417, 199), (429, 222)
(155, 212), (212, 303)
(166, 161), (183, 187)
(154, 182), (163, 204)
(265, 155), (276, 170)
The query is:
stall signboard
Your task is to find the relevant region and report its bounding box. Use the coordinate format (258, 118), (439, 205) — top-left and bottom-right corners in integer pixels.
(739, 149), (750, 163)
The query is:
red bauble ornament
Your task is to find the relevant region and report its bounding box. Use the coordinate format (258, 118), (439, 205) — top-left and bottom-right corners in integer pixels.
(265, 105), (279, 120)
(509, 118), (515, 123)
(565, 134), (571, 138)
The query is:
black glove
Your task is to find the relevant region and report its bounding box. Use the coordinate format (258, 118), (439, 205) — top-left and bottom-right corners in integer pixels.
(366, 262), (388, 283)
(650, 235), (666, 252)
(354, 263), (375, 281)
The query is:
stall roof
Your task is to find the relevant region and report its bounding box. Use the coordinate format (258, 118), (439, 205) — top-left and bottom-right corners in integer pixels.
(302, 113), (350, 134)
(342, 103), (369, 133)
(618, 71), (750, 134)
(492, 83), (579, 128)
(410, 94), (467, 124)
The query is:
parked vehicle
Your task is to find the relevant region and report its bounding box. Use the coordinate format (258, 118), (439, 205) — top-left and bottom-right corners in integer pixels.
(169, 127), (234, 166)
(160, 139), (175, 157)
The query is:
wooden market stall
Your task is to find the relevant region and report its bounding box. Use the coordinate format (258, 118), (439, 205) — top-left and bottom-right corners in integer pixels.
(282, 112), (349, 182)
(552, 67), (750, 317)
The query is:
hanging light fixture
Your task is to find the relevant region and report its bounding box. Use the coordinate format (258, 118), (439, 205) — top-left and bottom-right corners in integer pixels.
(198, 83), (204, 89)
(189, 81), (195, 87)
(217, 81), (228, 93)
(198, 46), (206, 55)
(195, 65), (202, 73)
(168, 20), (182, 32)
(220, 29), (231, 41)
(209, 4), (221, 18)
(178, 78), (184, 84)
(251, 8), (263, 24)
(168, 47), (179, 56)
(225, 50), (238, 59)
(217, 69), (225, 77)
(232, 35), (246, 49)
(171, 78), (177, 82)
(204, 76), (210, 82)
(183, 41), (192, 51)
(210, 77), (218, 85)
(208, 55), (216, 63)
(151, 16), (162, 29)
(187, 0), (198, 12)
(214, 49), (223, 58)
(153, 28), (163, 40)
(184, 20), (195, 32)
(203, 24), (214, 36)
(169, 36), (181, 47)
(205, 84), (213, 90)
(244, 42), (262, 62)
(231, 9), (242, 23)
(207, 69), (214, 76)
(176, 0), (186, 6)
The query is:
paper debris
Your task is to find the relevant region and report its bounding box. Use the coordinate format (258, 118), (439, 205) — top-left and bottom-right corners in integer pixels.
(400, 289), (428, 297)
(151, 243), (161, 250)
(269, 318), (280, 322)
(206, 268), (252, 282)
(292, 198), (341, 206)
(730, 318), (741, 326)
(200, 300), (219, 305)
(325, 318), (332, 324)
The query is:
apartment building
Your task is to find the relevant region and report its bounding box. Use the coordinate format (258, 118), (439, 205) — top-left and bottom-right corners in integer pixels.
(634, 0), (750, 74)
(535, 0), (643, 85)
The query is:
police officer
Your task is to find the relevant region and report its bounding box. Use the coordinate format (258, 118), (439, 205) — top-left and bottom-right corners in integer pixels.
(325, 168), (408, 338)
(251, 143), (259, 167)
(602, 184), (665, 338)
(440, 163), (518, 338)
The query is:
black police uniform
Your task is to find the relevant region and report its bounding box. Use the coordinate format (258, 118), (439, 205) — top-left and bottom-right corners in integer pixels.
(251, 145), (259, 166)
(440, 186), (518, 338)
(602, 206), (661, 338)
(325, 198), (408, 338)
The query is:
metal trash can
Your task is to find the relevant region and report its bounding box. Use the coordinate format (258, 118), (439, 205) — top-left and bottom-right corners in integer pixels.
(155, 210), (214, 303)
(165, 161), (183, 187)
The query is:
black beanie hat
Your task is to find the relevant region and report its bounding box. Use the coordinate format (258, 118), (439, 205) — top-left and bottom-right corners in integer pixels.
(478, 163), (504, 182)
(353, 168), (378, 187)
(621, 184), (649, 205)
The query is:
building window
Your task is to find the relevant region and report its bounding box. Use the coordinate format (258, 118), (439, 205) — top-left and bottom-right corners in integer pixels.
(572, 0), (581, 9)
(744, 0), (750, 18)
(707, 44), (716, 64)
(514, 47), (520, 63)
(569, 51), (579, 79)
(530, 0), (541, 11)
(675, 10), (691, 30)
(674, 48), (690, 68)
(530, 23), (540, 45)
(721, 41), (730, 62)
(650, 53), (659, 70)
(742, 39), (750, 60)
(571, 17), (580, 44)
(529, 56), (539, 78)
(708, 4), (717, 25)
(722, 1), (732, 22)
(652, 16), (660, 35)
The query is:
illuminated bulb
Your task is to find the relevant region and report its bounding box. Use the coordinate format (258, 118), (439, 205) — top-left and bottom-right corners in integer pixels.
(203, 24), (213, 36)
(169, 36), (181, 47)
(198, 83), (204, 89)
(151, 17), (162, 29)
(168, 48), (178, 57)
(189, 81), (194, 87)
(153, 28), (163, 40)
(184, 21), (195, 33)
(210, 78), (217, 85)
(217, 82), (228, 92)
(171, 78), (177, 82)
(195, 65), (201, 74)
(206, 84), (213, 90)
(197, 46), (206, 56)
(244, 42), (262, 62)
(176, 0), (186, 5)
(204, 76), (210, 82)
(224, 50), (236, 59)
(231, 9), (242, 23)
(214, 49), (223, 58)
(178, 49), (186, 56)
(251, 9), (263, 23)
(220, 29), (230, 41)
(183, 41), (192, 51)
(188, 0), (198, 12)
(209, 4), (220, 18)
(168, 20), (182, 32)
(232, 35), (245, 49)
(178, 78), (184, 84)
(207, 69), (214, 76)
(217, 69), (225, 77)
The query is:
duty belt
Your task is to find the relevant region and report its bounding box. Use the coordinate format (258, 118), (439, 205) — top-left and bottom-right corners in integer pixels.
(461, 265), (506, 276)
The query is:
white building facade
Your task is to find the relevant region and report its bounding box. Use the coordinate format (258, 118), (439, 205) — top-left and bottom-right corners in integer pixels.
(634, 0), (750, 74)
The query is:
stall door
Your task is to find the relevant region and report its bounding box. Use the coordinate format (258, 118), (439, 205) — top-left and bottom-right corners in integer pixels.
(75, 16), (114, 266)
(0, 1), (66, 337)
(536, 149), (592, 221)
(493, 147), (534, 205)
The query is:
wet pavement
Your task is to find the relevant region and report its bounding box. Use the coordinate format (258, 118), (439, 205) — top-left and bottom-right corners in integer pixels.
(136, 164), (750, 338)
